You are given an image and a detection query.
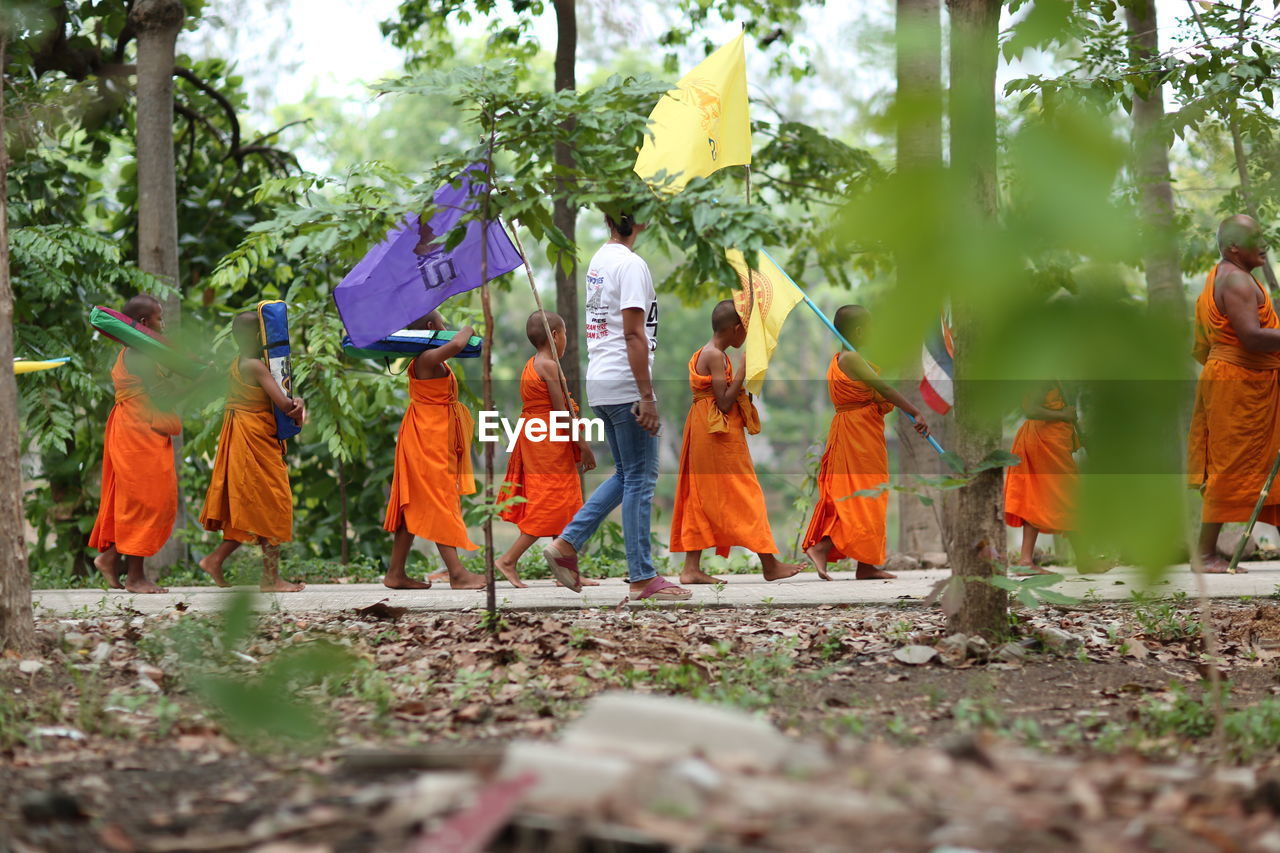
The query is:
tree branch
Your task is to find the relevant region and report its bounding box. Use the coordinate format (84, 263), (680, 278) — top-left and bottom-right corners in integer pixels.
(174, 101), (224, 144)
(172, 65), (241, 160)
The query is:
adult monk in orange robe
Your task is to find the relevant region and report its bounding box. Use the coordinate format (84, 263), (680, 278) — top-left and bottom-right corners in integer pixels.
(199, 312), (306, 592)
(1004, 382), (1080, 572)
(1188, 214), (1280, 573)
(495, 311), (597, 588)
(803, 305), (931, 580)
(670, 300), (803, 584)
(89, 294), (180, 594)
(382, 311), (488, 590)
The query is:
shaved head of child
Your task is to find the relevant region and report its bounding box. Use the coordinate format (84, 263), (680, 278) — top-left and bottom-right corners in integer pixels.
(408, 310), (447, 332)
(232, 311), (260, 355)
(834, 304), (871, 346)
(123, 294), (163, 329)
(526, 310), (566, 349)
(712, 299), (743, 333)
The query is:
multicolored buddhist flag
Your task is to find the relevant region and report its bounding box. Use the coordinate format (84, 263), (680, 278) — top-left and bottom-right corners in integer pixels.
(919, 314), (954, 415)
(634, 32), (752, 193)
(726, 248), (805, 394)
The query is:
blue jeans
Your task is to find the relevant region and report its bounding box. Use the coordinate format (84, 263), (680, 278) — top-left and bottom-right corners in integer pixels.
(560, 402), (659, 583)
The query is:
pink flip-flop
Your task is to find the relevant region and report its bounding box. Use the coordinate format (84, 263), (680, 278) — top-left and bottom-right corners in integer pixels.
(633, 577), (692, 601)
(542, 545), (582, 593)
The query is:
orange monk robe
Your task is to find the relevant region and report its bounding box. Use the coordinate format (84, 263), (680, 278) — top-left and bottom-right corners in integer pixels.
(383, 366), (477, 549)
(88, 349), (181, 557)
(497, 358), (583, 537)
(199, 359), (293, 544)
(1003, 386), (1079, 534)
(802, 355), (895, 566)
(670, 347), (778, 556)
(1187, 265), (1280, 525)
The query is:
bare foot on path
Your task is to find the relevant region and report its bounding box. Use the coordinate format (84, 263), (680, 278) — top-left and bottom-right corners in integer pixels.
(198, 555), (232, 588)
(1195, 554), (1243, 574)
(1010, 564), (1053, 576)
(124, 578), (168, 594)
(449, 572), (489, 590)
(94, 552), (123, 590)
(495, 557), (528, 589)
(679, 567), (727, 585)
(763, 562), (804, 582)
(805, 545), (833, 581)
(261, 579), (306, 593)
(555, 577), (600, 587)
(855, 565), (897, 580)
(383, 574), (431, 590)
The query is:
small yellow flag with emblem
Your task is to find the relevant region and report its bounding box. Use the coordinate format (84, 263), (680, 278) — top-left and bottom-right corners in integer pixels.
(634, 32), (752, 193)
(726, 248), (805, 394)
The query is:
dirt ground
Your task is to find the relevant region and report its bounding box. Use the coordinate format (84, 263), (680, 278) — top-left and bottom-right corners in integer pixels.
(3, 596), (1280, 851)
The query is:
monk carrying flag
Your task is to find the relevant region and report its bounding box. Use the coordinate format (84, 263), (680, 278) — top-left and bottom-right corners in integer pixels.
(803, 306), (931, 580)
(669, 300), (804, 584)
(1188, 215), (1280, 574)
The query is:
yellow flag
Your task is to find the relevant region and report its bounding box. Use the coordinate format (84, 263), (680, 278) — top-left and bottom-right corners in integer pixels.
(726, 249), (805, 394)
(634, 32), (751, 193)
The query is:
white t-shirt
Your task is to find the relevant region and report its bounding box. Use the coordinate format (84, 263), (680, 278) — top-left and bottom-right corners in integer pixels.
(583, 242), (658, 406)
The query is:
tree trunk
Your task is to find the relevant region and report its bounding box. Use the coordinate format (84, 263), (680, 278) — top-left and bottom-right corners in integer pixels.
(130, 0), (185, 573)
(945, 0), (1006, 637)
(0, 32), (37, 654)
(895, 0), (946, 557)
(1127, 0), (1184, 324)
(552, 0), (580, 406)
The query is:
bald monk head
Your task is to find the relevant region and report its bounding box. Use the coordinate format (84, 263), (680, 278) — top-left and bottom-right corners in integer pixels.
(122, 294), (163, 331)
(525, 310), (566, 356)
(1219, 214), (1269, 272)
(407, 310), (447, 332)
(231, 311), (261, 355)
(711, 299), (747, 349)
(834, 304), (871, 348)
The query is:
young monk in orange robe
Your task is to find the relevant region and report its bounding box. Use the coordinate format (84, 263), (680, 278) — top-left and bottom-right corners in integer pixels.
(198, 312), (306, 592)
(1004, 382), (1080, 573)
(803, 305), (931, 580)
(670, 300), (804, 584)
(1188, 214), (1280, 573)
(382, 311), (488, 590)
(89, 294), (180, 594)
(494, 311), (597, 588)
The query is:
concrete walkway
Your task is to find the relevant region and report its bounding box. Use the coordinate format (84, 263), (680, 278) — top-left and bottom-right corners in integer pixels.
(30, 562), (1280, 616)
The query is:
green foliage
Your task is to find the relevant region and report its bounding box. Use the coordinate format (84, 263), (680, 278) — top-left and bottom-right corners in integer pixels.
(1128, 590), (1201, 642)
(382, 0), (822, 80)
(144, 591), (361, 750)
(1134, 682), (1280, 762)
(988, 571), (1079, 608)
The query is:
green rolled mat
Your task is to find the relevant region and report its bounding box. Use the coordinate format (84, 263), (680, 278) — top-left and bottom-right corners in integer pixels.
(89, 306), (204, 378)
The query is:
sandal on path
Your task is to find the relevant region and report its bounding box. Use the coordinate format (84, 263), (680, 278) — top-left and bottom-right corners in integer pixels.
(633, 577), (693, 601)
(542, 546), (583, 593)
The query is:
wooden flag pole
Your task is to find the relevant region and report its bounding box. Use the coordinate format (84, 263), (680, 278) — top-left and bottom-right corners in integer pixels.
(757, 248), (947, 456)
(480, 109), (498, 627)
(506, 223), (577, 414)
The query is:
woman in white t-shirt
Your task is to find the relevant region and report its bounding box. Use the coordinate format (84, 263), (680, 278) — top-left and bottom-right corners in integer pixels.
(541, 210), (692, 601)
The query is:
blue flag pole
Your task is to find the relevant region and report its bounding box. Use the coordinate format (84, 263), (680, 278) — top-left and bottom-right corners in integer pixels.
(759, 248), (948, 456)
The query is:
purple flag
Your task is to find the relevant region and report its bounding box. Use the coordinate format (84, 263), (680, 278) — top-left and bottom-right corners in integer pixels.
(334, 166), (524, 347)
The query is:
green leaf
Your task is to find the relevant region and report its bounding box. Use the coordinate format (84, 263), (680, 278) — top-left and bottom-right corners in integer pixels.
(1016, 571), (1066, 589)
(970, 450), (1022, 474)
(1035, 589), (1080, 606)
